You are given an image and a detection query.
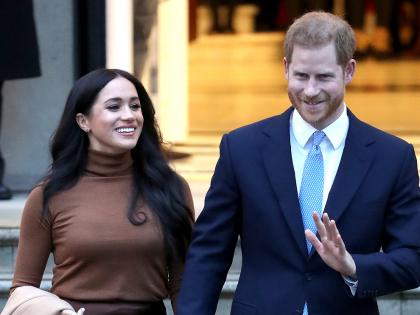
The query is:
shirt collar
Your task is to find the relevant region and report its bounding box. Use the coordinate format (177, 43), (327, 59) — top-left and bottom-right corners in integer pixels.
(291, 104), (349, 150)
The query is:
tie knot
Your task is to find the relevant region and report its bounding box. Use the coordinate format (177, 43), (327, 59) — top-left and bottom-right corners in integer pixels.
(313, 130), (325, 147)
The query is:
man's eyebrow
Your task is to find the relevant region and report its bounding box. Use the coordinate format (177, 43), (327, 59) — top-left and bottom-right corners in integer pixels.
(317, 71), (335, 76)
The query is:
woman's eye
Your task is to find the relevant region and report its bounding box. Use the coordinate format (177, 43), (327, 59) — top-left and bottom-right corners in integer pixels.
(107, 104), (119, 111)
(130, 103), (141, 110)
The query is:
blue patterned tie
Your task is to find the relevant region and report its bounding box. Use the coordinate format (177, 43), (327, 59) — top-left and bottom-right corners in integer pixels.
(299, 130), (325, 252)
(299, 130), (325, 315)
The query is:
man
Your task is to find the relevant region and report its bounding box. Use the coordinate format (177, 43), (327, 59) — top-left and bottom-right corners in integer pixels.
(0, 0), (41, 199)
(176, 11), (420, 315)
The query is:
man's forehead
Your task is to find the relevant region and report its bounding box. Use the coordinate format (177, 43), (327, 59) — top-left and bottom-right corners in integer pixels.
(288, 43), (340, 66)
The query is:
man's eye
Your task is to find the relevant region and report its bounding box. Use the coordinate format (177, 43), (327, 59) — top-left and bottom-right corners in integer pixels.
(295, 73), (308, 79)
(318, 74), (332, 80)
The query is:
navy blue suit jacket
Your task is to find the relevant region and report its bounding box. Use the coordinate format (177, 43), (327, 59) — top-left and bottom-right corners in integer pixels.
(176, 108), (420, 315)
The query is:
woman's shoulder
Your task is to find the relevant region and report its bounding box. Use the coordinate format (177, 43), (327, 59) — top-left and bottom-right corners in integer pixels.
(176, 173), (189, 188)
(22, 183), (47, 217)
(174, 173), (191, 196)
(27, 183), (45, 204)
(19, 183), (50, 228)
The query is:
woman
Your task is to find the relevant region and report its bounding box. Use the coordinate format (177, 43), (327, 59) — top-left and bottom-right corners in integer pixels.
(10, 69), (194, 315)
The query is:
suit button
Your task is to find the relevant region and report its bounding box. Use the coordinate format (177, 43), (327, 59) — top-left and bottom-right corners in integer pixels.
(305, 272), (312, 281)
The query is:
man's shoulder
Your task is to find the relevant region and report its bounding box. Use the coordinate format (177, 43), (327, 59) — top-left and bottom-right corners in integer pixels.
(226, 109), (291, 140)
(229, 116), (280, 134)
(353, 116), (410, 147)
(350, 114), (412, 154)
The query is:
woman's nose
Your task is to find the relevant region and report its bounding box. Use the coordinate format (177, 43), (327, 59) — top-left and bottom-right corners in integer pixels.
(121, 105), (135, 120)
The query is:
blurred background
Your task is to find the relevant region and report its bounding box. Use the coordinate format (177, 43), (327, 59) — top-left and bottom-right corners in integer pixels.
(1, 1), (420, 313)
(1, 0), (419, 194)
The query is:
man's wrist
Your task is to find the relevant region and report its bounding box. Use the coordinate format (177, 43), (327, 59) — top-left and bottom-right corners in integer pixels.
(344, 272), (357, 281)
(343, 254), (357, 279)
(342, 274), (358, 296)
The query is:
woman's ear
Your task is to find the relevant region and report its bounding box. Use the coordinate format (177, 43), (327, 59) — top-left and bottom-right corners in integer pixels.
(75, 113), (90, 133)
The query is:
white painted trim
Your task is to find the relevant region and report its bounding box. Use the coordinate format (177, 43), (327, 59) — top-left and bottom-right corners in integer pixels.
(106, 0), (134, 72)
(157, 0), (188, 142)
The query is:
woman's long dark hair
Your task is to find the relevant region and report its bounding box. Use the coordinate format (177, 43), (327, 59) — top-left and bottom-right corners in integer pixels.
(42, 69), (193, 261)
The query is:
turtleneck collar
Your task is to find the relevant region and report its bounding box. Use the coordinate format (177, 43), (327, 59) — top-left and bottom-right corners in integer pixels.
(85, 149), (133, 176)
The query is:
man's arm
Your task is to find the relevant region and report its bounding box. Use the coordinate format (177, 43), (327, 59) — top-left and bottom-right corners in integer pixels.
(176, 134), (241, 315)
(307, 144), (420, 297)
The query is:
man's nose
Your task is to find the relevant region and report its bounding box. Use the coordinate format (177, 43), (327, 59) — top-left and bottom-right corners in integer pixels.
(304, 78), (320, 98)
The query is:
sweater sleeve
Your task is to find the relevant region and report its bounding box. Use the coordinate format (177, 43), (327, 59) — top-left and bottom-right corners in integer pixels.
(12, 186), (53, 290)
(168, 176), (195, 311)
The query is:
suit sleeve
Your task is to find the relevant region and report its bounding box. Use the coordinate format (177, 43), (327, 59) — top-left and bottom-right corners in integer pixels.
(176, 134), (241, 315)
(354, 144), (420, 298)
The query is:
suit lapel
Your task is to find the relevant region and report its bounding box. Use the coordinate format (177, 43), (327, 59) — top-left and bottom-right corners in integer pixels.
(261, 108), (308, 258)
(323, 110), (375, 224)
(261, 109), (375, 259)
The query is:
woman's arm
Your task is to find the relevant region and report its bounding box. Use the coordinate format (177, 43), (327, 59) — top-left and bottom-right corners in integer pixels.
(168, 176), (194, 310)
(11, 185), (53, 290)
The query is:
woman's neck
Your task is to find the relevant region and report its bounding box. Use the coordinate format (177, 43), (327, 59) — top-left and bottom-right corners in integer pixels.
(85, 149), (133, 176)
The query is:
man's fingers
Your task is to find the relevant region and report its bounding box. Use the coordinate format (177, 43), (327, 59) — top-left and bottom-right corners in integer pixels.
(313, 212), (327, 240)
(326, 219), (346, 252)
(324, 216), (335, 240)
(336, 233), (347, 255)
(329, 219), (338, 240)
(305, 229), (323, 251)
(322, 213), (332, 233)
(307, 214), (355, 276)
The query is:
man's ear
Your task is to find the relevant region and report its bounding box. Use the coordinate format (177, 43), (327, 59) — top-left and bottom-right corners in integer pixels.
(75, 113), (90, 133)
(344, 59), (356, 85)
(284, 57), (289, 80)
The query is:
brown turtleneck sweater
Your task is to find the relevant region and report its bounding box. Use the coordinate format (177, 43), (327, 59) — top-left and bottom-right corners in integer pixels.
(12, 150), (194, 307)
